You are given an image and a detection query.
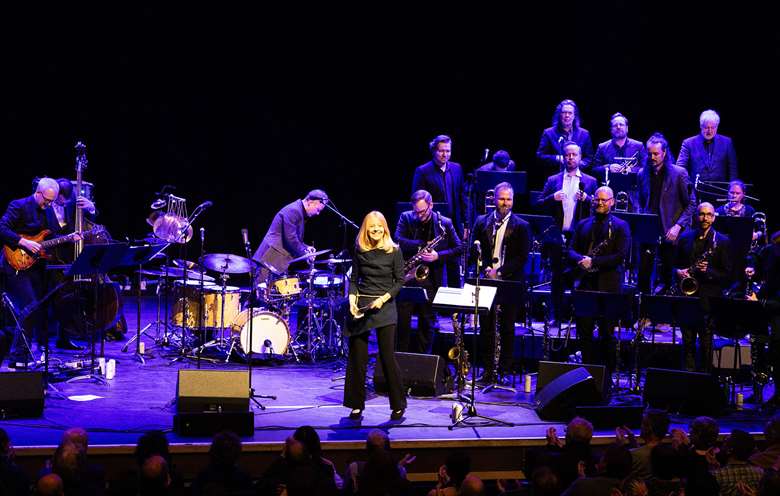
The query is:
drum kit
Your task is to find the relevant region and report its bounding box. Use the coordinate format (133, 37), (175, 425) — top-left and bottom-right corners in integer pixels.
(135, 248), (350, 363)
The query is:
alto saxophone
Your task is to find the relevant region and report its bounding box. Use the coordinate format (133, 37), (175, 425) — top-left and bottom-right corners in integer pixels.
(402, 216), (446, 283)
(448, 313), (470, 391)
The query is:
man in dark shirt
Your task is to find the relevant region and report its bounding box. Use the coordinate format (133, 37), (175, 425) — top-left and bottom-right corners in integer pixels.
(476, 150), (516, 173)
(637, 133), (696, 294)
(592, 113), (646, 213)
(536, 99), (595, 174)
(395, 190), (462, 354)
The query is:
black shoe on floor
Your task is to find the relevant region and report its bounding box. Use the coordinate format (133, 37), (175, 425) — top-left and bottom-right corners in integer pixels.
(56, 338), (84, 351)
(348, 409), (363, 420)
(390, 409), (405, 421)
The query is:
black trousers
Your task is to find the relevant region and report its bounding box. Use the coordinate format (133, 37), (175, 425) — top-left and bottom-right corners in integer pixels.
(574, 276), (621, 373)
(396, 292), (437, 354)
(638, 241), (676, 294)
(479, 303), (519, 376)
(2, 262), (46, 346)
(343, 325), (407, 411)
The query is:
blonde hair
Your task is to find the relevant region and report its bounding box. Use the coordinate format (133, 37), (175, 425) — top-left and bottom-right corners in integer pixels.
(356, 211), (397, 253)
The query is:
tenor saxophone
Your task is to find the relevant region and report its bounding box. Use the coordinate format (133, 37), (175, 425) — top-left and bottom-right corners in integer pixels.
(447, 314), (470, 391)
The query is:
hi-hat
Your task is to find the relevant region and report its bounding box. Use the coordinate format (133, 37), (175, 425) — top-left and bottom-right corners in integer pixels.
(288, 248), (331, 264)
(199, 253), (258, 274)
(153, 214), (193, 243)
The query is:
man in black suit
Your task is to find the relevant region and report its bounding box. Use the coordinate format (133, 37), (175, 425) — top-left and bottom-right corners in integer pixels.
(471, 182), (530, 382)
(677, 109), (738, 200)
(0, 178), (62, 359)
(638, 133), (697, 294)
(395, 190), (462, 354)
(592, 113), (647, 213)
(537, 142), (598, 324)
(674, 202), (732, 371)
(567, 186), (631, 374)
(411, 135), (468, 285)
(536, 99), (595, 174)
(252, 189), (328, 283)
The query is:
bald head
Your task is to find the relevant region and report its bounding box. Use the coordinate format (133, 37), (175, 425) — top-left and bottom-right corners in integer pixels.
(37, 473), (64, 496)
(366, 429), (390, 452)
(140, 455), (170, 493)
(459, 474), (485, 496)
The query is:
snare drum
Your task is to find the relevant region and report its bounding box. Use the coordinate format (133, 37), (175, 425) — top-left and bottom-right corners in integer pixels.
(309, 273), (345, 298)
(272, 276), (301, 296)
(231, 309), (290, 356)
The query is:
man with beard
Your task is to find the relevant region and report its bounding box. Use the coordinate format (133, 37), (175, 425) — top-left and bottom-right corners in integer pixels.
(637, 133), (696, 294)
(537, 142), (598, 325)
(674, 202), (732, 371)
(471, 182), (530, 383)
(567, 186), (631, 375)
(395, 190), (462, 353)
(592, 113), (647, 213)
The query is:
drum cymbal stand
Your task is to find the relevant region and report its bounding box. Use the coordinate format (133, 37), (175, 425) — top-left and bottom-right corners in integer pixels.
(294, 260), (327, 362)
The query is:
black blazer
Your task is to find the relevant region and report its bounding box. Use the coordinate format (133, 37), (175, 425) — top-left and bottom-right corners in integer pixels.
(411, 161), (467, 231)
(536, 126), (595, 171)
(638, 164), (696, 233)
(470, 212), (530, 281)
(395, 210), (463, 288)
(677, 134), (738, 183)
(567, 214), (632, 292)
(252, 199), (309, 274)
(537, 171), (599, 231)
(0, 195), (59, 250)
(674, 229), (732, 296)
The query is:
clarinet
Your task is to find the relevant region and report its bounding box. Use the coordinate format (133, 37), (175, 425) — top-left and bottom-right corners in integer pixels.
(490, 244), (507, 380)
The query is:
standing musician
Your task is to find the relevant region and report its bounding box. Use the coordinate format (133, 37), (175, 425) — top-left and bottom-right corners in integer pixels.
(395, 190), (463, 354)
(471, 182), (530, 383)
(536, 99), (595, 174)
(674, 202), (732, 372)
(411, 135), (468, 285)
(567, 186), (631, 375)
(676, 109), (739, 189)
(344, 211), (407, 421)
(0, 178), (79, 358)
(592, 113), (647, 213)
(252, 190), (328, 284)
(537, 142), (598, 325)
(637, 133), (696, 295)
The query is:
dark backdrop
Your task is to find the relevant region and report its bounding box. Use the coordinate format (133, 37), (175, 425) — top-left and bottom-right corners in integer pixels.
(3, 5), (776, 263)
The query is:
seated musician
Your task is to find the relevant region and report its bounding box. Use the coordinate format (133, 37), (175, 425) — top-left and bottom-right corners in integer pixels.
(715, 180), (755, 218)
(567, 186), (631, 376)
(470, 182), (530, 384)
(395, 190), (462, 354)
(673, 202), (732, 372)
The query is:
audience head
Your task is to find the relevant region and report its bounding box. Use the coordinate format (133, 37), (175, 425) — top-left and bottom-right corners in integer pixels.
(760, 467), (780, 496)
(135, 430), (171, 467)
(209, 430), (242, 470)
(62, 427), (88, 456)
(764, 414), (780, 447)
(36, 473), (65, 496)
(531, 466), (560, 496)
(651, 444), (685, 480)
(459, 473), (485, 496)
(359, 449), (408, 496)
(690, 416), (720, 450)
(724, 429), (756, 462)
(640, 409), (670, 442)
(139, 454), (171, 495)
(616, 477), (649, 496)
(566, 416), (594, 445)
(601, 444), (633, 479)
(286, 425), (322, 463)
(366, 429), (391, 453)
(52, 442), (81, 481)
(444, 451), (471, 489)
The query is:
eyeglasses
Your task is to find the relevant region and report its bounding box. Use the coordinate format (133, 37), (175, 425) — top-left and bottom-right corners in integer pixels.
(413, 204), (431, 216)
(36, 192), (56, 206)
(593, 198), (613, 204)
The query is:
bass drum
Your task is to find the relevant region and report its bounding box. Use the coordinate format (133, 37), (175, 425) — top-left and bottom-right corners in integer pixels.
(231, 309), (290, 356)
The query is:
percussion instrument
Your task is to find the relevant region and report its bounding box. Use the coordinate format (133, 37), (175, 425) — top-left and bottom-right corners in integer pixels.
(171, 280), (241, 329)
(288, 248), (331, 264)
(199, 253), (257, 274)
(271, 275), (301, 296)
(231, 309), (291, 356)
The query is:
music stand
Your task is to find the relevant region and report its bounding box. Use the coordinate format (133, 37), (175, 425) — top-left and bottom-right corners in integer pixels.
(66, 243), (131, 384)
(639, 294), (705, 375)
(476, 171), (528, 214)
(466, 277), (526, 393)
(571, 290), (635, 391)
(707, 297), (769, 404)
(118, 243), (169, 364)
(614, 212), (662, 288)
(714, 216), (753, 281)
(605, 171), (639, 194)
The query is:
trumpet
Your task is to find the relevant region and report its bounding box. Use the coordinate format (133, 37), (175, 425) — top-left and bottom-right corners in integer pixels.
(484, 188), (495, 214)
(612, 152), (639, 174)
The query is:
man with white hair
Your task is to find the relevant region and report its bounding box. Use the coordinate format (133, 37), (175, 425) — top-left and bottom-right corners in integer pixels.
(676, 109), (738, 197)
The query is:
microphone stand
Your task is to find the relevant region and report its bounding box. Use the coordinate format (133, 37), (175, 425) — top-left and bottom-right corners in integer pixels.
(449, 243), (514, 429)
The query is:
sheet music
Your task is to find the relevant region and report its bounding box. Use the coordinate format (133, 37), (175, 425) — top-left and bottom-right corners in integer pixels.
(433, 283), (496, 310)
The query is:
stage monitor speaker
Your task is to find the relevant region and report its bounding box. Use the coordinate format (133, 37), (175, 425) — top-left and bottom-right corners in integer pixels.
(0, 371), (44, 418)
(535, 367), (601, 421)
(537, 361), (608, 400)
(176, 370), (250, 413)
(643, 367), (726, 416)
(373, 352), (451, 397)
(173, 411), (254, 437)
(574, 405), (644, 429)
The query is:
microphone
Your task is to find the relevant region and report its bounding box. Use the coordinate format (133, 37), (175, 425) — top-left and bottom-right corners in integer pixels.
(241, 228), (249, 247)
(200, 227), (205, 242)
(473, 239), (481, 257)
(694, 174), (700, 191)
(578, 181), (585, 200)
(483, 148), (490, 163)
(197, 200), (213, 210)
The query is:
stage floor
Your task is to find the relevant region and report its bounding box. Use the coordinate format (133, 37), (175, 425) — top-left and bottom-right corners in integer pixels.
(1, 295), (774, 452)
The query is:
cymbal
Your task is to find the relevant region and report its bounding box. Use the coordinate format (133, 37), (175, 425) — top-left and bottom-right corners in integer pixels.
(315, 258), (352, 265)
(288, 248), (332, 264)
(199, 253), (258, 274)
(136, 267), (215, 282)
(173, 259), (202, 270)
(153, 214), (193, 244)
(297, 268), (326, 278)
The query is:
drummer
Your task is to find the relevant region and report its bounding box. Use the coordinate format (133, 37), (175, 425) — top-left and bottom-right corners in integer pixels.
(252, 189), (329, 285)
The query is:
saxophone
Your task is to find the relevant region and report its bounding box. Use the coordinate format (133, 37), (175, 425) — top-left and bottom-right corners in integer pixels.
(447, 313), (470, 391)
(402, 216), (446, 283)
(677, 233), (717, 296)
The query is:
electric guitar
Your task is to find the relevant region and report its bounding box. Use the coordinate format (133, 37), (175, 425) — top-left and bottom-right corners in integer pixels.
(4, 227), (103, 271)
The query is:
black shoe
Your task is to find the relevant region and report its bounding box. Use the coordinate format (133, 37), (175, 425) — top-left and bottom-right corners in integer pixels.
(348, 409), (363, 420)
(390, 409), (405, 421)
(56, 338), (84, 351)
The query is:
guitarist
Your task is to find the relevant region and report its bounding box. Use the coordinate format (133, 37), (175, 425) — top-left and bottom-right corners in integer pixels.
(0, 178), (64, 359)
(567, 186), (631, 374)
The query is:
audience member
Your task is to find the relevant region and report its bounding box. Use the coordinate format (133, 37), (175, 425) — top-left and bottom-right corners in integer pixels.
(139, 455), (171, 496)
(528, 417), (597, 490)
(191, 431), (253, 496)
(613, 477), (649, 496)
(627, 409), (670, 480)
(36, 473), (64, 496)
(358, 448), (412, 496)
(646, 444), (685, 496)
(427, 451), (470, 496)
(712, 429), (763, 496)
(458, 473), (485, 496)
(345, 429), (413, 495)
(673, 416), (720, 496)
(258, 426), (338, 496)
(750, 414), (780, 469)
(561, 443), (632, 495)
(0, 428), (30, 496)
